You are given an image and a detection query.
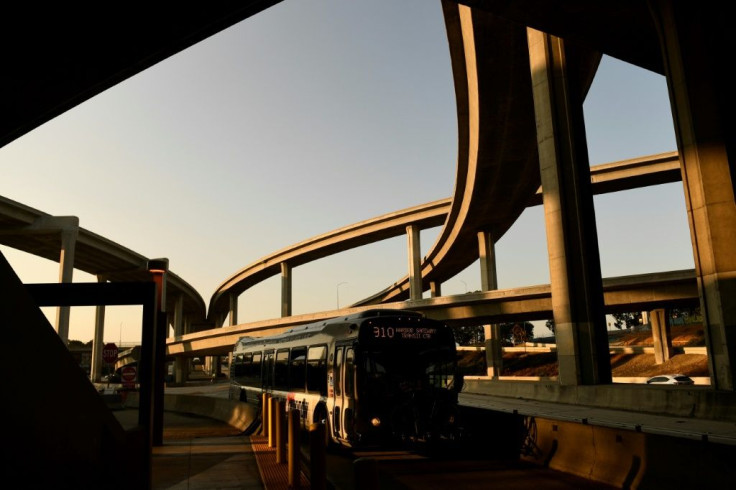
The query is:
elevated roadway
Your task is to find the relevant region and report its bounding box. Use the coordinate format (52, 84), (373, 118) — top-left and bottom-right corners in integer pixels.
(175, 268), (698, 358)
(208, 151), (681, 322)
(0, 194), (206, 321)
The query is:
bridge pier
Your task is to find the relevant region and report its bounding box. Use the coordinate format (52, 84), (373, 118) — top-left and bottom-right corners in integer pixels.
(650, 0), (736, 391)
(526, 28), (610, 385)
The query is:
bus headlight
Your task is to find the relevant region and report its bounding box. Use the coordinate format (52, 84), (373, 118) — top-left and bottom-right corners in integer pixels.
(371, 417), (381, 427)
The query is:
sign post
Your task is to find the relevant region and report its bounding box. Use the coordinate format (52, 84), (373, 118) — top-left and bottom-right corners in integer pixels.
(102, 342), (119, 364)
(102, 342), (118, 385)
(121, 365), (137, 389)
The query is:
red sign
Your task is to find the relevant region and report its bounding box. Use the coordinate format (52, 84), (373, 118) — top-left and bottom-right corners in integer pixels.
(102, 343), (118, 364)
(121, 366), (137, 383)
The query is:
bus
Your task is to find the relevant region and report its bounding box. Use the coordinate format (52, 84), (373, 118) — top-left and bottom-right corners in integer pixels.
(229, 309), (462, 448)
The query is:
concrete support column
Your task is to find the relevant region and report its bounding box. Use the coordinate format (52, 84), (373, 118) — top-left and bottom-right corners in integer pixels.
(173, 295), (184, 335)
(650, 0), (736, 390)
(172, 294), (187, 384)
(281, 262), (292, 317)
(174, 359), (187, 385)
(650, 309), (673, 364)
(148, 258), (168, 446)
(641, 311), (650, 327)
(55, 219), (79, 345)
(90, 275), (106, 382)
(478, 231), (503, 377)
(527, 28), (610, 385)
(212, 355), (221, 378)
(430, 281), (441, 298)
(229, 292), (238, 326)
(406, 225), (422, 301)
(478, 231), (498, 292)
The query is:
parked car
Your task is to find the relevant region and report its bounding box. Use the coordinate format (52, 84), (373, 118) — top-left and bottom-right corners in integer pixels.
(646, 374), (694, 385)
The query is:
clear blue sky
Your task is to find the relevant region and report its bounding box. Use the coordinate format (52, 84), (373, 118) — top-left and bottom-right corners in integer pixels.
(0, 1), (691, 344)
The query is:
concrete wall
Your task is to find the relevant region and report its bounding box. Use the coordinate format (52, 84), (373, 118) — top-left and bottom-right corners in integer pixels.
(522, 416), (736, 488)
(124, 392), (257, 432)
(463, 377), (736, 421)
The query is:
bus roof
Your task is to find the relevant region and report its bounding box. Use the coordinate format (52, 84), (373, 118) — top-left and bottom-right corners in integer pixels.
(234, 309), (428, 349)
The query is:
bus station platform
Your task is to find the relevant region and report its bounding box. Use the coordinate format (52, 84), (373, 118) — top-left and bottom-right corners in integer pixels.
(114, 408), (311, 490)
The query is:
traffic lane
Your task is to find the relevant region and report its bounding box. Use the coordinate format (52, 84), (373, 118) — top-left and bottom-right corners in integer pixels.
(323, 448), (616, 490)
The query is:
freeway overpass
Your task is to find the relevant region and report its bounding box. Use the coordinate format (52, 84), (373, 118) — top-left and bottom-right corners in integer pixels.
(172, 268), (698, 358)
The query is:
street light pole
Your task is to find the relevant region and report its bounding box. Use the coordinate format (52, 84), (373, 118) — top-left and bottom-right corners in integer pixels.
(336, 282), (347, 309)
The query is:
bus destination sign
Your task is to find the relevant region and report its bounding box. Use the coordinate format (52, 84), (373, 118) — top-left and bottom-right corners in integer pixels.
(370, 326), (438, 340)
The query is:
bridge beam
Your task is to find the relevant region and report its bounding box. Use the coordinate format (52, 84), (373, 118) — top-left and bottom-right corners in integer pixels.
(527, 28), (611, 386)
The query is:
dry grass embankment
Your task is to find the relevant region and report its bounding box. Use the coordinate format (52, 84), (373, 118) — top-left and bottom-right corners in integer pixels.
(458, 325), (709, 378)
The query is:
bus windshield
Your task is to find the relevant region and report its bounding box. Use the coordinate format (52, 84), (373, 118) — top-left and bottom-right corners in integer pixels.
(361, 346), (456, 394)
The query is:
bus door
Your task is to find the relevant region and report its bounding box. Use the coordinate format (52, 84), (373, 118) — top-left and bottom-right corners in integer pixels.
(332, 343), (355, 441)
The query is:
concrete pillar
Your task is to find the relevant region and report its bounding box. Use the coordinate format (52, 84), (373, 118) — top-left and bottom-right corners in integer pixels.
(212, 355), (221, 377)
(641, 311), (650, 327)
(148, 258), (168, 447)
(406, 224), (422, 301)
(478, 231), (498, 292)
(173, 294), (183, 335)
(650, 0), (736, 390)
(281, 262), (292, 317)
(478, 231), (503, 377)
(650, 309), (673, 364)
(176, 313), (192, 382)
(175, 358), (188, 384)
(430, 281), (441, 298)
(55, 219), (79, 345)
(229, 292), (238, 325)
(527, 28), (610, 385)
(90, 275), (106, 382)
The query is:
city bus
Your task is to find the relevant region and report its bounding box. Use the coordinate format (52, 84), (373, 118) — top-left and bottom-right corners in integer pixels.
(229, 309), (462, 448)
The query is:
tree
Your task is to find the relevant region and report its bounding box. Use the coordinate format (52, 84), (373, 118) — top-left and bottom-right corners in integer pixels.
(453, 324), (484, 346)
(669, 306), (702, 325)
(612, 312), (641, 329)
(545, 319), (555, 334)
(499, 321), (535, 346)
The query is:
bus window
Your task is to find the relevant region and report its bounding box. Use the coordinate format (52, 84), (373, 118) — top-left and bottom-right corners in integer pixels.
(231, 353), (248, 380)
(290, 347), (307, 392)
(263, 350), (274, 389)
(345, 348), (355, 399)
(245, 352), (262, 386)
(275, 349), (289, 390)
(334, 346), (343, 397)
(307, 345), (327, 395)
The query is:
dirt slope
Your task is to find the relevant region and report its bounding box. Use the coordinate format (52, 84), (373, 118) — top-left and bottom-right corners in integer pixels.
(459, 325), (709, 378)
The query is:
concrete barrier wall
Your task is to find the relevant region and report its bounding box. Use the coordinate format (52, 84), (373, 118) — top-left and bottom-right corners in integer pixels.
(522, 416), (736, 488)
(462, 377), (736, 421)
(125, 392), (257, 432)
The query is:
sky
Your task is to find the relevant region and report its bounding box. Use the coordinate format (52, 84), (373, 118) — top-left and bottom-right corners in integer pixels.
(0, 1), (692, 344)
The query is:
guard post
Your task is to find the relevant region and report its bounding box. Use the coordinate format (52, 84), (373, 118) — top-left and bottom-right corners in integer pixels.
(288, 408), (301, 488)
(309, 422), (327, 490)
